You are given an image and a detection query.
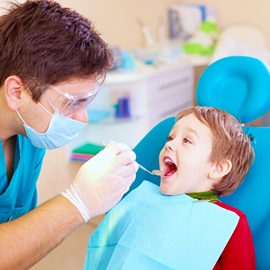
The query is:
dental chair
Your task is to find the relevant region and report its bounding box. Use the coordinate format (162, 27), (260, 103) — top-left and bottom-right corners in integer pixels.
(130, 56), (270, 269)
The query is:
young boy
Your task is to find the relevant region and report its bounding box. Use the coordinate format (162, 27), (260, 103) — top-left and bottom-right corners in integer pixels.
(85, 106), (256, 270)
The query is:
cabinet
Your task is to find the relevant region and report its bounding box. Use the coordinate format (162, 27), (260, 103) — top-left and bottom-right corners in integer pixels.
(69, 61), (194, 158)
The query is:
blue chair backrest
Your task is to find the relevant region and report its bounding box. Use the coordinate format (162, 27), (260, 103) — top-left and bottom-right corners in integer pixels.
(131, 56), (270, 269)
(196, 56), (270, 269)
(196, 56), (270, 123)
(221, 126), (270, 269)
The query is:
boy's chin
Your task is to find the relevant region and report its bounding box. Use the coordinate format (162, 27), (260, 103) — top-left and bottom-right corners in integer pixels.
(159, 185), (170, 195)
(160, 185), (181, 196)
(159, 182), (185, 196)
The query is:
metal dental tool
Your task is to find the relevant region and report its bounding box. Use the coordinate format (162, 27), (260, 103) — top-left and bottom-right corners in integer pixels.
(138, 164), (163, 176)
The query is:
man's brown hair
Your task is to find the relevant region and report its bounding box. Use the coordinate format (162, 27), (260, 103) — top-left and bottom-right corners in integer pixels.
(0, 0), (112, 100)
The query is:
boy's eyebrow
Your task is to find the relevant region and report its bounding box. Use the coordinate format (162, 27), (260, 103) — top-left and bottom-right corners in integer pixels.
(184, 127), (200, 140)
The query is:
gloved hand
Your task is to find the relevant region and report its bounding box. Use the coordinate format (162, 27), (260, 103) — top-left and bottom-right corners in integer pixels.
(62, 141), (138, 223)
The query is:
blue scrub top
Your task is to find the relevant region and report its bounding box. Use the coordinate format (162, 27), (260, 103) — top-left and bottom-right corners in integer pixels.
(0, 135), (45, 222)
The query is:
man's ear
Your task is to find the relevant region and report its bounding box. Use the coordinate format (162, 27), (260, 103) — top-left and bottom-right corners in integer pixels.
(4, 75), (25, 111)
(209, 159), (232, 180)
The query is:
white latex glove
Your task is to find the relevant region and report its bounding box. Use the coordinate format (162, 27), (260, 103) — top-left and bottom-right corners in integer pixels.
(62, 141), (138, 222)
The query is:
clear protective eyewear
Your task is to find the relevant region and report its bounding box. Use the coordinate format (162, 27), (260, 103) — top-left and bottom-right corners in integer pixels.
(39, 81), (101, 117)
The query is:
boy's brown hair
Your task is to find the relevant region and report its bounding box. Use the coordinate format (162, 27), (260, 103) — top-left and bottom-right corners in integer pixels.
(177, 106), (255, 196)
(0, 0), (112, 101)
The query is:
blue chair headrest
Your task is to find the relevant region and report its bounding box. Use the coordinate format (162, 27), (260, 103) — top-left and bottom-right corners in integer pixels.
(196, 56), (270, 123)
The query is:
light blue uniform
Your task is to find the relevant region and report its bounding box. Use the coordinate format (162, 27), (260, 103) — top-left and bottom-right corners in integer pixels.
(0, 135), (45, 222)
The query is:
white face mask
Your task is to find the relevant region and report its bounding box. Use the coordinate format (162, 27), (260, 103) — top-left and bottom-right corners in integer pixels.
(17, 103), (87, 149)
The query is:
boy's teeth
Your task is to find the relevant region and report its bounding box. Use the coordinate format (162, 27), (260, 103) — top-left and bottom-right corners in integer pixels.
(165, 157), (173, 164)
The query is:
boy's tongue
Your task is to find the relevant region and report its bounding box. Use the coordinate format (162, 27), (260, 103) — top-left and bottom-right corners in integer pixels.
(164, 159), (177, 176)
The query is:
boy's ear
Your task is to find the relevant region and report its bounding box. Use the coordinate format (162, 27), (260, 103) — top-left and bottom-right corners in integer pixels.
(4, 75), (25, 110)
(209, 159), (232, 180)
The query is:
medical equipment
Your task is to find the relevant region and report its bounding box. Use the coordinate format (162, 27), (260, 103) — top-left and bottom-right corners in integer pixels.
(17, 105), (87, 149)
(127, 56), (270, 269)
(137, 164), (162, 176)
(210, 24), (270, 65)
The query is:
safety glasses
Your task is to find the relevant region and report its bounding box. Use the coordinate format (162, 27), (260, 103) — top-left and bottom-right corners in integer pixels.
(38, 81), (101, 117)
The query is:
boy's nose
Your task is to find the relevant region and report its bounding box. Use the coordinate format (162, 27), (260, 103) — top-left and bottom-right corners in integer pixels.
(165, 140), (175, 151)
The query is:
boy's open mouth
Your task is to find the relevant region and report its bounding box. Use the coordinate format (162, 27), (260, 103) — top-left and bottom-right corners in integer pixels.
(163, 157), (177, 176)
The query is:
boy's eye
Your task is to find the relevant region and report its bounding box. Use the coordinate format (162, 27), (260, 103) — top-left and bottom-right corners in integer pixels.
(167, 136), (173, 142)
(183, 138), (192, 144)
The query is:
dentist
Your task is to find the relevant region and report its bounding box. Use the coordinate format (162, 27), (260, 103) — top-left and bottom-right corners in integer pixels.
(0, 1), (138, 269)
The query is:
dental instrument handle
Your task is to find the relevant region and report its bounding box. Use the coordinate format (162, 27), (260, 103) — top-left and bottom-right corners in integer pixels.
(102, 141), (162, 176)
(138, 163), (154, 175)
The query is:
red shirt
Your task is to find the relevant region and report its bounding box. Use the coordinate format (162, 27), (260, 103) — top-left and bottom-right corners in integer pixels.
(213, 201), (256, 270)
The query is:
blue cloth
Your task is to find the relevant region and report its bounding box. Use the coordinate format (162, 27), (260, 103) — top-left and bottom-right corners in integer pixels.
(0, 135), (45, 222)
(85, 181), (239, 270)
